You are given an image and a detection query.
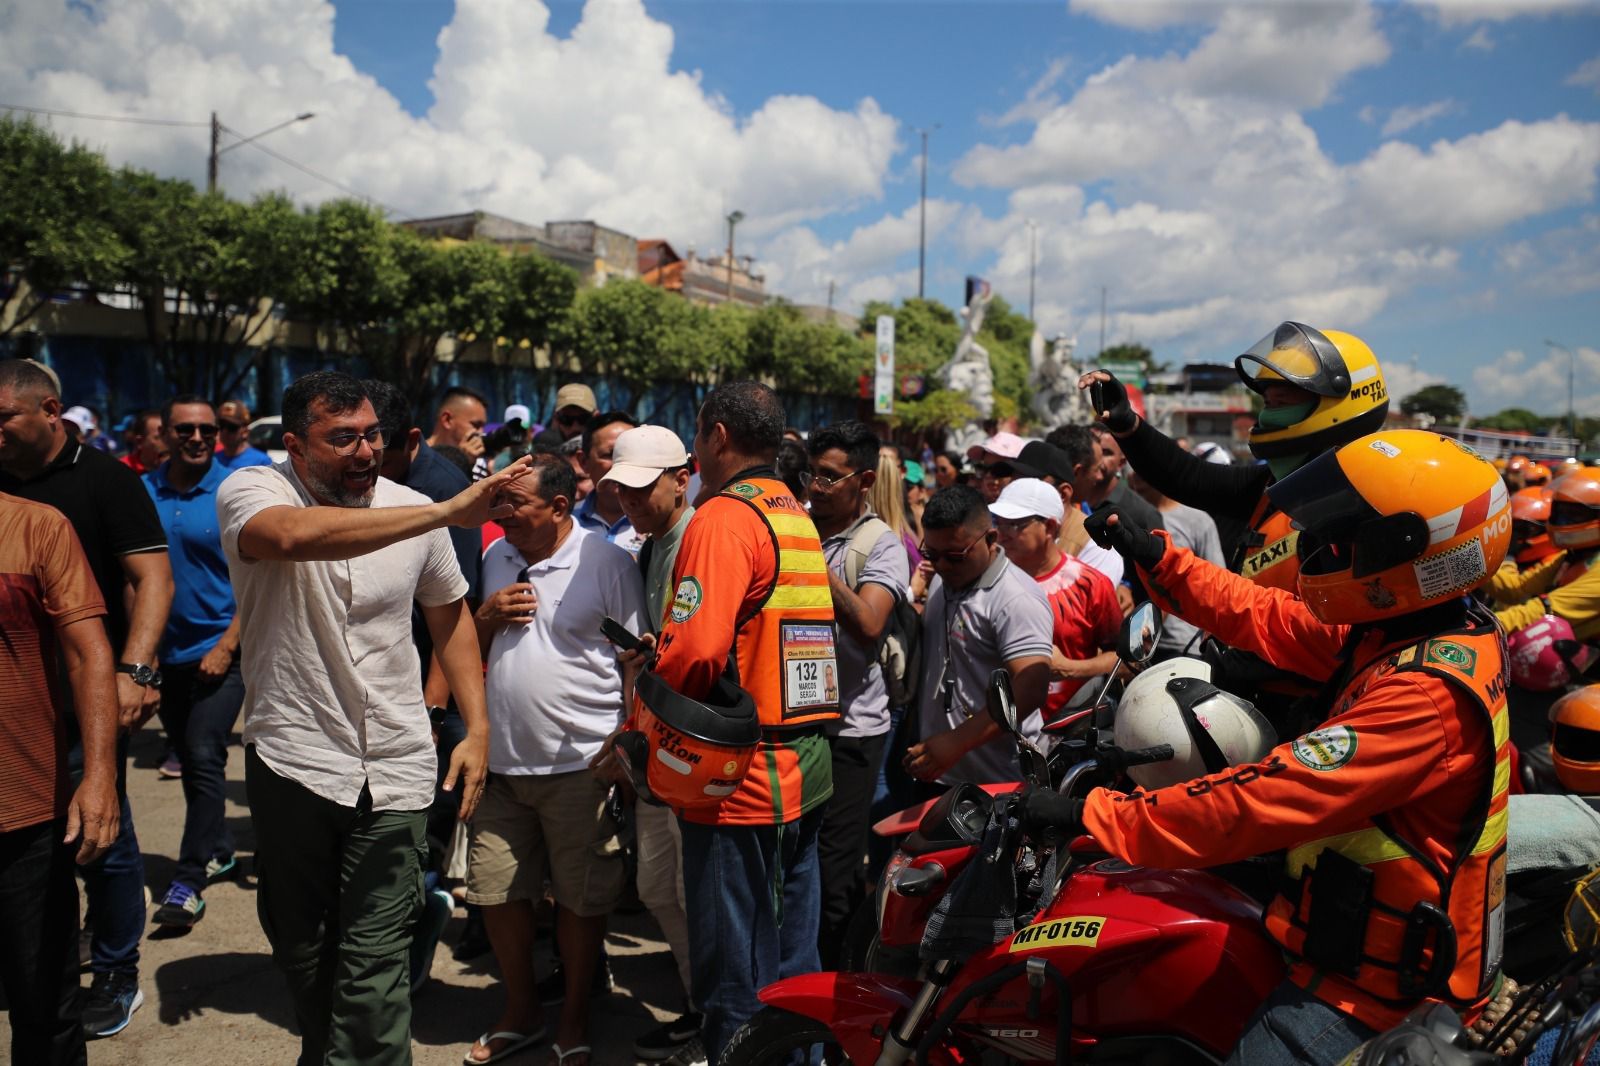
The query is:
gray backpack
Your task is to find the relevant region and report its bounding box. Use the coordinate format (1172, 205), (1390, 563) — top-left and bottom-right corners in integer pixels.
(842, 518), (922, 708)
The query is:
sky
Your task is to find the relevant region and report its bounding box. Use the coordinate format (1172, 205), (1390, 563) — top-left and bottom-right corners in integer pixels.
(2, 0), (1599, 416)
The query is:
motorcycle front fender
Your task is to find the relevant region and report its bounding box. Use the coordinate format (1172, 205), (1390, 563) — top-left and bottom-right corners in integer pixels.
(757, 971), (926, 1062)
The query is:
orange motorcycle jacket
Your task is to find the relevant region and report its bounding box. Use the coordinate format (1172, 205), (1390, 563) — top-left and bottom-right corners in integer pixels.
(1085, 539), (1508, 1034)
(1235, 497), (1302, 594)
(1495, 549), (1600, 641)
(647, 468), (839, 826)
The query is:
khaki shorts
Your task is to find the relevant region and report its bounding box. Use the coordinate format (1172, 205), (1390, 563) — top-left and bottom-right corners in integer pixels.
(464, 769), (625, 916)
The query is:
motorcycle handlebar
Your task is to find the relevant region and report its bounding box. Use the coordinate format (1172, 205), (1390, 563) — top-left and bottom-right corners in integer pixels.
(1104, 744), (1175, 771)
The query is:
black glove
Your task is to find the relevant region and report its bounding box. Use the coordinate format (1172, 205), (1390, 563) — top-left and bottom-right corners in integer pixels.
(1021, 787), (1085, 845)
(1084, 503), (1165, 569)
(1089, 373), (1138, 434)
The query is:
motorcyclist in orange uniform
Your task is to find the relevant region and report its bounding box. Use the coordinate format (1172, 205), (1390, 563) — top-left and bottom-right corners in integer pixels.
(1495, 466), (1600, 641)
(1024, 430), (1512, 1066)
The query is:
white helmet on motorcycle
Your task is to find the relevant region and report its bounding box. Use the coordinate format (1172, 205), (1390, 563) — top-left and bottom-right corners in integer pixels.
(1112, 657), (1277, 790)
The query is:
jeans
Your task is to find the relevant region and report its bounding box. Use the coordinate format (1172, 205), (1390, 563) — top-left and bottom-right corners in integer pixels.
(680, 808), (824, 1062)
(1225, 980), (1379, 1066)
(817, 731), (887, 969)
(246, 747), (427, 1066)
(0, 820), (86, 1065)
(868, 705), (916, 880)
(69, 733), (142, 976)
(158, 660), (245, 893)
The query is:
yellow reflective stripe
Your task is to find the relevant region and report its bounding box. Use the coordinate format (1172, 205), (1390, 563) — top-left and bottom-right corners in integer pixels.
(764, 585), (834, 611)
(1490, 757), (1510, 803)
(1492, 706), (1509, 749)
(781, 549), (827, 576)
(1286, 826), (1412, 878)
(767, 513), (819, 539)
(1472, 805), (1509, 856)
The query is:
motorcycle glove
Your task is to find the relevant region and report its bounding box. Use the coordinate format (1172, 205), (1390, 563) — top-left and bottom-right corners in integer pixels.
(1089, 372), (1138, 434)
(1085, 503), (1166, 570)
(1021, 787), (1085, 846)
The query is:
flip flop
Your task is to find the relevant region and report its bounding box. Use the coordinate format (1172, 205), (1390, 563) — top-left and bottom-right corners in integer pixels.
(551, 1044), (591, 1066)
(464, 1026), (549, 1065)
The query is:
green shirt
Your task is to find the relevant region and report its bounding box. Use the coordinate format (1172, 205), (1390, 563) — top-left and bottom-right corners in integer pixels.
(644, 505), (694, 632)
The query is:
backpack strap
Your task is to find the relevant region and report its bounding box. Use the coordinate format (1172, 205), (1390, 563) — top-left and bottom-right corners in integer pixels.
(844, 517), (893, 590)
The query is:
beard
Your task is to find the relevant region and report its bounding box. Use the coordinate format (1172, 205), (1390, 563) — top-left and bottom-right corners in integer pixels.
(303, 453), (377, 508)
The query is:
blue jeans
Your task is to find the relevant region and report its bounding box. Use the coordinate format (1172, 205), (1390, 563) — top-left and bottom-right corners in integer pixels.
(679, 808), (824, 1062)
(159, 660), (245, 893)
(69, 734), (142, 976)
(1226, 980), (1378, 1066)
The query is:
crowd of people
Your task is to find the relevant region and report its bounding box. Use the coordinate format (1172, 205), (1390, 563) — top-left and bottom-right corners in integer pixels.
(0, 317), (1594, 1066)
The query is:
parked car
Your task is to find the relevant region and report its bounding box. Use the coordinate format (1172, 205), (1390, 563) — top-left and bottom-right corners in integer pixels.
(248, 416), (289, 463)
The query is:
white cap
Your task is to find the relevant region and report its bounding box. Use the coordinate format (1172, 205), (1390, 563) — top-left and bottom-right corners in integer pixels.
(63, 405), (96, 432)
(504, 403), (531, 425)
(988, 478), (1064, 523)
(979, 431), (1028, 459)
(600, 425), (690, 488)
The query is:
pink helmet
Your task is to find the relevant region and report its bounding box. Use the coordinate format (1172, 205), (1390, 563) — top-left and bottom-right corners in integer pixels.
(1507, 615), (1597, 692)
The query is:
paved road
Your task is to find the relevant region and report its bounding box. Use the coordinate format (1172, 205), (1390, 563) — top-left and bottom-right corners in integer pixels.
(1, 728), (686, 1065)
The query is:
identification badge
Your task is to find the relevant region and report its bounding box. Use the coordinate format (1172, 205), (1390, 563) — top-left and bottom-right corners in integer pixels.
(781, 622), (838, 716)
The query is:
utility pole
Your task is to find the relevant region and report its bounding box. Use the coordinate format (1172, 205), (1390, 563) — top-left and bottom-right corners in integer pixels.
(1026, 220), (1038, 322)
(725, 210), (745, 305)
(1547, 339), (1578, 447)
(1099, 286), (1107, 356)
(917, 125), (938, 300)
(208, 111), (220, 193)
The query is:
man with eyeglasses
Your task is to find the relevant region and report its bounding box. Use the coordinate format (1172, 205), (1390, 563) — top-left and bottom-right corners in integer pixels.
(213, 400), (271, 469)
(217, 371), (530, 1066)
(903, 484), (1052, 787)
(142, 396), (246, 931)
(805, 421), (909, 968)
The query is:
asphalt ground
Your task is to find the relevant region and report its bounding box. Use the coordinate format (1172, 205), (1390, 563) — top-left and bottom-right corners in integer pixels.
(0, 726), (687, 1065)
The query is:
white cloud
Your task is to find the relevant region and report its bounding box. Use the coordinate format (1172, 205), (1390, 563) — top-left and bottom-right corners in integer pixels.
(1383, 361), (1447, 402)
(1067, 0), (1222, 30)
(756, 200), (965, 307)
(1380, 99), (1461, 137)
(1568, 55), (1600, 93)
(1462, 25), (1496, 49)
(1419, 0), (1590, 27)
(0, 0), (898, 254)
(1470, 344), (1600, 416)
(989, 58), (1072, 128)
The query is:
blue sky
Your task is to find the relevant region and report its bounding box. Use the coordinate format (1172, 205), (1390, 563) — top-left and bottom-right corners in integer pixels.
(4, 0), (1599, 414)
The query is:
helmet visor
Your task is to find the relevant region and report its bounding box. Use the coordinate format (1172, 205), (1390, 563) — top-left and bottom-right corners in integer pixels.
(1270, 446), (1430, 579)
(1234, 322), (1351, 399)
(1552, 500), (1600, 528)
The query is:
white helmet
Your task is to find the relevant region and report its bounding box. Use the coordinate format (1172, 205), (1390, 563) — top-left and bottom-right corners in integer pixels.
(1113, 657), (1277, 789)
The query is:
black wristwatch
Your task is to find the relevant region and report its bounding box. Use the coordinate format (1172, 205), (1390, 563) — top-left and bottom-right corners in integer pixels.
(427, 705), (449, 727)
(116, 662), (163, 689)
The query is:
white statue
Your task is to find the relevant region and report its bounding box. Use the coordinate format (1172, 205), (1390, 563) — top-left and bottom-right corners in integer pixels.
(1029, 330), (1089, 427)
(943, 283), (995, 424)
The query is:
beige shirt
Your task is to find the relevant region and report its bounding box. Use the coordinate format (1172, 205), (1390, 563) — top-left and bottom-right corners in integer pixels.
(218, 462), (468, 810)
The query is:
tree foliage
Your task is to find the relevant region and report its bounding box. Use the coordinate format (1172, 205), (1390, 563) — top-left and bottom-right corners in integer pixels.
(1400, 383), (1468, 422)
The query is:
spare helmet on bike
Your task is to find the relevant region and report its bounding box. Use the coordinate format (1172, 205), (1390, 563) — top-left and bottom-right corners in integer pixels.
(1267, 430), (1511, 624)
(620, 670), (761, 809)
(1551, 685), (1600, 795)
(1234, 322), (1389, 467)
(1549, 466), (1600, 550)
(1510, 485), (1558, 565)
(1113, 657), (1276, 790)
(1506, 614), (1596, 692)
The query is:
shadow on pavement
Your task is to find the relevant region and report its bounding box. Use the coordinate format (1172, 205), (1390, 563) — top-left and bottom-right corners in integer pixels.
(153, 950), (296, 1031)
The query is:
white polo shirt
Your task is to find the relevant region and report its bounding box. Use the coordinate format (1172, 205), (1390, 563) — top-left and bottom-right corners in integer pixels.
(482, 527), (647, 775)
(218, 463), (468, 811)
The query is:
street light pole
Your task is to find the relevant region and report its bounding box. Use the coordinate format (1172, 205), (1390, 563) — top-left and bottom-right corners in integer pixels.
(1547, 338), (1578, 447)
(725, 209), (745, 305)
(208, 111), (316, 194)
(917, 125), (938, 301)
(1026, 219), (1038, 323)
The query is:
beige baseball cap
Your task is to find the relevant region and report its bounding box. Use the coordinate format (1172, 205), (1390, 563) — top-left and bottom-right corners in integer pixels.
(600, 425), (690, 488)
(217, 400), (252, 423)
(554, 383), (597, 414)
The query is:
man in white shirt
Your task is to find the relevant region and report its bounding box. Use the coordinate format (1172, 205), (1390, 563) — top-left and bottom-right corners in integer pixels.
(466, 456), (646, 1066)
(217, 371), (525, 1066)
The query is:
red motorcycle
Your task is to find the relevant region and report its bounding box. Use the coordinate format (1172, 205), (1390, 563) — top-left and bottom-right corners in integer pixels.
(722, 611), (1288, 1065)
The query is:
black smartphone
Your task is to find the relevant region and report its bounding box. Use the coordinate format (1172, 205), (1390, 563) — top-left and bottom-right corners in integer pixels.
(601, 615), (644, 653)
(1090, 379), (1108, 416)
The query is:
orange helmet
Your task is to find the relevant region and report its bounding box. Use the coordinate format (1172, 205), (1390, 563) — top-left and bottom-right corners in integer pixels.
(616, 671), (760, 810)
(1549, 467), (1600, 550)
(1267, 430), (1510, 624)
(1511, 486), (1559, 565)
(1524, 464), (1552, 486)
(1551, 686), (1600, 794)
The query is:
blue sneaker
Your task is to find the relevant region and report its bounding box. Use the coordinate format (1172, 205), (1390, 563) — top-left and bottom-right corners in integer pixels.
(153, 882), (206, 928)
(83, 971), (143, 1038)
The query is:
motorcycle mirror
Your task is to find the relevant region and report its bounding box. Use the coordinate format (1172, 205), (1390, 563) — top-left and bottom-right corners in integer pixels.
(986, 668), (1020, 736)
(1117, 602), (1163, 664)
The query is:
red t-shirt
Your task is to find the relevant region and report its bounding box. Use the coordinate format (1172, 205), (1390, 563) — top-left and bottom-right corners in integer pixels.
(1034, 552), (1121, 717)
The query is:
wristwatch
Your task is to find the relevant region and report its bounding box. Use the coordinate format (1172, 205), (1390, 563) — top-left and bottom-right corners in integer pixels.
(116, 662), (163, 689)
(427, 705), (449, 727)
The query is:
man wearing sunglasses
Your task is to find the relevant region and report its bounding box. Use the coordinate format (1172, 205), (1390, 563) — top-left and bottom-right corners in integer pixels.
(143, 397), (246, 932)
(904, 484), (1052, 787)
(214, 400), (271, 470)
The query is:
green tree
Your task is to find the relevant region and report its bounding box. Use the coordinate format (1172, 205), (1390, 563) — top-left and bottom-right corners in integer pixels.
(0, 117), (127, 336)
(1400, 383), (1468, 422)
(1471, 407), (1549, 433)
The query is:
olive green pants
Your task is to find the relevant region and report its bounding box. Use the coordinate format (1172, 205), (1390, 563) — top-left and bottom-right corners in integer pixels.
(246, 746), (426, 1066)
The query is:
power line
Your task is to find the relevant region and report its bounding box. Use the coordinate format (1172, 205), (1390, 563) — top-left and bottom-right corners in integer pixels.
(222, 127), (415, 219)
(0, 102), (207, 127)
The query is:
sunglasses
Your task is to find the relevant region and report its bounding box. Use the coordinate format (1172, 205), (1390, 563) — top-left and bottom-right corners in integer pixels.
(218, 419), (244, 432)
(170, 422), (219, 439)
(808, 468), (863, 493)
(918, 531), (993, 565)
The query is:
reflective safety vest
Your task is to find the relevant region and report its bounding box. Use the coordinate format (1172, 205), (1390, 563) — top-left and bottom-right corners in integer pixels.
(1267, 622), (1509, 1017)
(1236, 499), (1301, 593)
(718, 475), (841, 731)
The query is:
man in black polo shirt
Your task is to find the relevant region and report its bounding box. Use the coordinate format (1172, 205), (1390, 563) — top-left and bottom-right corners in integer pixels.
(0, 359), (173, 1040)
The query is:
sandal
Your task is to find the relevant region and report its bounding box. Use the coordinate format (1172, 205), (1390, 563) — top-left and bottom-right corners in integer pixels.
(550, 1043), (591, 1066)
(464, 1026), (548, 1064)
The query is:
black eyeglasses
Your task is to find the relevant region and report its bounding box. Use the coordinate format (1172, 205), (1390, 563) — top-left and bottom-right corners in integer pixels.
(322, 428), (386, 455)
(994, 516), (1043, 536)
(217, 419), (244, 432)
(809, 468), (863, 493)
(170, 422), (219, 439)
(918, 531), (992, 565)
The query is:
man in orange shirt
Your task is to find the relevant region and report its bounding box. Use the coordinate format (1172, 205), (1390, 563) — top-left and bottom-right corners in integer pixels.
(644, 382), (837, 1062)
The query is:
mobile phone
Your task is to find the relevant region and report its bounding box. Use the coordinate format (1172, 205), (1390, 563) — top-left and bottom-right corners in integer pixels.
(1090, 379), (1108, 416)
(601, 616), (644, 653)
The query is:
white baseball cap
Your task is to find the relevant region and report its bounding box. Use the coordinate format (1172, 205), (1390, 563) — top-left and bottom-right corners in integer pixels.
(503, 403), (531, 425)
(63, 405), (97, 432)
(600, 425), (690, 488)
(988, 478), (1065, 523)
(979, 431), (1028, 459)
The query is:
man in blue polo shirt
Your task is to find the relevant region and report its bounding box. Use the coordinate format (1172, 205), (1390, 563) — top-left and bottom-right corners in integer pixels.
(143, 395), (246, 929)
